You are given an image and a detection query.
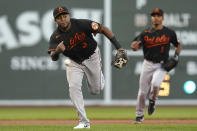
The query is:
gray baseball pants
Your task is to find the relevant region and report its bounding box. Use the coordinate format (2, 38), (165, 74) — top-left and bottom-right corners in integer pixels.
(66, 47), (104, 125)
(136, 59), (167, 117)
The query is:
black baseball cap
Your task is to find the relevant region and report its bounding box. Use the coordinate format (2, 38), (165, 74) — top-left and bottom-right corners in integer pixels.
(53, 6), (69, 19)
(150, 8), (164, 16)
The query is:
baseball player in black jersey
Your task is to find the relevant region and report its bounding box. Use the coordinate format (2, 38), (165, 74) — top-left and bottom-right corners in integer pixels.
(131, 8), (181, 124)
(48, 6), (127, 129)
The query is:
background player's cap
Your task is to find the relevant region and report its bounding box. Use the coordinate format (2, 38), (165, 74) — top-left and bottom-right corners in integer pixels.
(150, 8), (164, 16)
(53, 6), (69, 19)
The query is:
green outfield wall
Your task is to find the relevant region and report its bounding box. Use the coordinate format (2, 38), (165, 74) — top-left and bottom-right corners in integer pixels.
(0, 0), (196, 105)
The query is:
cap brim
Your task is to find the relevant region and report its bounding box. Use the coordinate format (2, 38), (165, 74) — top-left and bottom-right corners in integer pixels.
(151, 13), (163, 16)
(54, 11), (69, 19)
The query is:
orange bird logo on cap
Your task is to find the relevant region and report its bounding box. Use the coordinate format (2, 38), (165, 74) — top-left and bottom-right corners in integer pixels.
(58, 7), (64, 12)
(154, 8), (159, 13)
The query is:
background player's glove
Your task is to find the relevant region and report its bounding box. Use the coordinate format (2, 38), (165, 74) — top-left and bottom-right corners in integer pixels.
(162, 52), (179, 72)
(112, 49), (128, 69)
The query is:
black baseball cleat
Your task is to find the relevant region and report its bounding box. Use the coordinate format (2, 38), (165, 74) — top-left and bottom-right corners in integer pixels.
(133, 115), (144, 124)
(148, 99), (155, 115)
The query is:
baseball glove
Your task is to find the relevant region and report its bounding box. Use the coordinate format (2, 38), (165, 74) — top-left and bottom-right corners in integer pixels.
(112, 49), (128, 69)
(162, 57), (178, 72)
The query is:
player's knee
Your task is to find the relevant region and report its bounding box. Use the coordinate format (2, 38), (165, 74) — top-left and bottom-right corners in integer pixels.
(69, 87), (78, 95)
(90, 88), (100, 95)
(69, 83), (82, 94)
(138, 90), (147, 97)
(151, 80), (161, 88)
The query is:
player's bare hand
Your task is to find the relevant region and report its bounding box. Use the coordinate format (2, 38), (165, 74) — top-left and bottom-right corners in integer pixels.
(56, 41), (65, 53)
(131, 41), (141, 51)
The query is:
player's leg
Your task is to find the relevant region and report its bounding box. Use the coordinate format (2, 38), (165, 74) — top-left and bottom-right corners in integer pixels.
(135, 60), (154, 123)
(148, 67), (167, 115)
(150, 68), (167, 100)
(66, 61), (90, 128)
(83, 47), (104, 94)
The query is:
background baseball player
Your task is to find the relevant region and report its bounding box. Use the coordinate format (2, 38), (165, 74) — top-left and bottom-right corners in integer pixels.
(131, 8), (181, 124)
(48, 6), (127, 129)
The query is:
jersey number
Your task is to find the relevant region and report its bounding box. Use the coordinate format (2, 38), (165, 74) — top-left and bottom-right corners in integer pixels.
(161, 46), (164, 53)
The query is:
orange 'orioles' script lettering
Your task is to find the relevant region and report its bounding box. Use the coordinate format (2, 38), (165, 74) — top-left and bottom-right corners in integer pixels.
(65, 32), (87, 50)
(144, 35), (170, 48)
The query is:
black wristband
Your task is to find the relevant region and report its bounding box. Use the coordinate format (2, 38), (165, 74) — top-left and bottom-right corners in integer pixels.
(174, 52), (179, 56)
(110, 37), (121, 49)
(174, 52), (179, 61)
(174, 52), (179, 58)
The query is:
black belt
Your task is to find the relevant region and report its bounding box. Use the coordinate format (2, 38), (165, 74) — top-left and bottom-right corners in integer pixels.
(146, 59), (164, 64)
(73, 47), (96, 64)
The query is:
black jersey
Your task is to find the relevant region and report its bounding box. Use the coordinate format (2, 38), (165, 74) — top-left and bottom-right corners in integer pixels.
(48, 18), (102, 63)
(133, 26), (179, 63)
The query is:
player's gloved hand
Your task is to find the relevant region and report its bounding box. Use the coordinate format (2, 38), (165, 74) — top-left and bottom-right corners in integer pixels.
(162, 52), (179, 72)
(50, 51), (59, 61)
(112, 48), (128, 69)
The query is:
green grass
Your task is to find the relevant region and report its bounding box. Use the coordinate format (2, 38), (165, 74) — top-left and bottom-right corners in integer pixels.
(0, 107), (197, 131)
(147, 107), (197, 119)
(0, 106), (197, 120)
(0, 124), (197, 131)
(0, 107), (77, 120)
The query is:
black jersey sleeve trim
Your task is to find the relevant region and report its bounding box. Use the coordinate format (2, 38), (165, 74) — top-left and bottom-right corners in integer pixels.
(110, 36), (121, 49)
